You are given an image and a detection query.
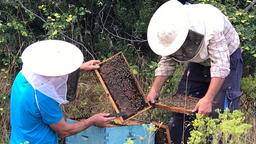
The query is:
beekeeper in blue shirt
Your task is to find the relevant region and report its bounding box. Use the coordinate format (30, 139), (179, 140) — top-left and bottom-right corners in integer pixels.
(10, 40), (114, 144)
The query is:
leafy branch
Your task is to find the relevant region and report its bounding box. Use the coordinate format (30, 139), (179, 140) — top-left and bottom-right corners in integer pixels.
(189, 109), (252, 144)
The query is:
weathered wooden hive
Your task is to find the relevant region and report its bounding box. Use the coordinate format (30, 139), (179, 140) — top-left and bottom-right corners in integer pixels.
(123, 119), (172, 144)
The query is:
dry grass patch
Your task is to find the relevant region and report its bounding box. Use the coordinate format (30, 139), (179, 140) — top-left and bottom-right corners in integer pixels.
(63, 72), (114, 119)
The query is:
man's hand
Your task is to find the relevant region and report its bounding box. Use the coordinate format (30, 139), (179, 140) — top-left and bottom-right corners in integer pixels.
(193, 77), (224, 116)
(89, 113), (115, 127)
(146, 76), (169, 104)
(80, 60), (100, 71)
(50, 113), (114, 138)
(193, 97), (212, 116)
(146, 90), (158, 104)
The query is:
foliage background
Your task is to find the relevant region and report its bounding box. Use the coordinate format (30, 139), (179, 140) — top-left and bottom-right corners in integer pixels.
(0, 0), (255, 143)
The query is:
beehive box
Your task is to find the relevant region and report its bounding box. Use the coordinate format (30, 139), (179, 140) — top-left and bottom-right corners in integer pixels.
(65, 119), (155, 144)
(95, 52), (151, 121)
(154, 94), (200, 115)
(123, 119), (171, 144)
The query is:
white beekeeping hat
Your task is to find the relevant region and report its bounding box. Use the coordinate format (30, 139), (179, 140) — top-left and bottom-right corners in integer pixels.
(147, 0), (189, 56)
(21, 40), (84, 76)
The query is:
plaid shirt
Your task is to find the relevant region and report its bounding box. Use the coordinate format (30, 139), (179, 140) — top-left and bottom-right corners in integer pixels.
(155, 4), (240, 78)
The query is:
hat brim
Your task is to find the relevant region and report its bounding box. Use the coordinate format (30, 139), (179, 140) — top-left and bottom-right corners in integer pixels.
(147, 0), (189, 56)
(21, 40), (84, 76)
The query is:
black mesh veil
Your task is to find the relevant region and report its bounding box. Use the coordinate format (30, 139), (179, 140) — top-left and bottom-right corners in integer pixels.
(170, 30), (204, 62)
(66, 69), (80, 101)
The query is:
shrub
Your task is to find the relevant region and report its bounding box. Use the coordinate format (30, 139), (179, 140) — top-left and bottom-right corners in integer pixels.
(189, 109), (252, 144)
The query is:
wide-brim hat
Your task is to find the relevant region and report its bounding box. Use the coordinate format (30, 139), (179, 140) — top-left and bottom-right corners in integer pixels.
(147, 0), (189, 56)
(21, 40), (84, 76)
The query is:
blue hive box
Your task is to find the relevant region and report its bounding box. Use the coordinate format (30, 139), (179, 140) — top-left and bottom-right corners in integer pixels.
(65, 119), (155, 144)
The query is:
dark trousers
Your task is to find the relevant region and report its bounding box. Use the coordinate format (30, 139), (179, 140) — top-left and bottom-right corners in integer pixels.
(169, 48), (243, 144)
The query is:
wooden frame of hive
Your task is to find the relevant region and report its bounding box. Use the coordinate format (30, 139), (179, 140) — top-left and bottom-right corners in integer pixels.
(95, 52), (152, 122)
(154, 103), (193, 115)
(154, 95), (200, 115)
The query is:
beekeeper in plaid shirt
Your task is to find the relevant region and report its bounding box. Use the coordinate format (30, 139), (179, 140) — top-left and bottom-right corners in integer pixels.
(146, 0), (243, 143)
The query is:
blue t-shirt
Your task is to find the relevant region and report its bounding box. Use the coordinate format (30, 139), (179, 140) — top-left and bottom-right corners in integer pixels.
(10, 72), (63, 144)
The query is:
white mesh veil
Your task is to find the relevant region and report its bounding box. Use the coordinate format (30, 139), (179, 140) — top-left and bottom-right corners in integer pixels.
(21, 65), (69, 106)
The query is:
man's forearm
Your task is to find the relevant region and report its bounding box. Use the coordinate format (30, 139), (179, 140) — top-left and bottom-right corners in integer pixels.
(204, 77), (225, 101)
(50, 117), (94, 138)
(149, 76), (169, 95)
